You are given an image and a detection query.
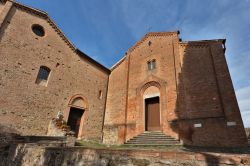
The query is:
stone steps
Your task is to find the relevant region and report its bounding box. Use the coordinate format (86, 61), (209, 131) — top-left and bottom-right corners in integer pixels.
(125, 131), (180, 146)
(126, 141), (180, 145)
(129, 137), (177, 141)
(124, 144), (181, 146)
(129, 138), (176, 141)
(126, 140), (180, 143)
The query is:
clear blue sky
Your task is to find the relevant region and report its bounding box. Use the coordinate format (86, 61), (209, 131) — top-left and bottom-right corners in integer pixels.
(16, 0), (250, 127)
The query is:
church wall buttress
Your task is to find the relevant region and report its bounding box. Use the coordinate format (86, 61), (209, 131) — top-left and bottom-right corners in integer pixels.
(103, 58), (128, 144)
(177, 41), (248, 147)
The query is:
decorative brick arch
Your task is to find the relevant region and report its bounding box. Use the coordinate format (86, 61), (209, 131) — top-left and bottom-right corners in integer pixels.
(68, 94), (89, 110)
(136, 75), (167, 94)
(135, 76), (167, 135)
(139, 81), (161, 95)
(65, 94), (89, 138)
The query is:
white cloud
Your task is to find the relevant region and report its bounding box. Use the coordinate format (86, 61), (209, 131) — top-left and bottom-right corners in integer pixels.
(236, 86), (250, 102)
(241, 111), (250, 128)
(120, 0), (180, 39)
(228, 52), (250, 88)
(236, 86), (250, 127)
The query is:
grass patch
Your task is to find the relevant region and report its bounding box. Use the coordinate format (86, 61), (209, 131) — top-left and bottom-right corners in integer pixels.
(75, 140), (107, 148)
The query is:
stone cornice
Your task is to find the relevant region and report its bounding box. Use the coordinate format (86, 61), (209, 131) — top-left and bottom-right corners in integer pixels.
(179, 42), (210, 48)
(179, 39), (226, 48)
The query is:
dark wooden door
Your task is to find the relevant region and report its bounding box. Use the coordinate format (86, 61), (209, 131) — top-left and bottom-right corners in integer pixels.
(145, 97), (160, 131)
(67, 107), (84, 137)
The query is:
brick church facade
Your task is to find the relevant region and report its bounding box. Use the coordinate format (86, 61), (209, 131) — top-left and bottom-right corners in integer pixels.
(0, 0), (248, 147)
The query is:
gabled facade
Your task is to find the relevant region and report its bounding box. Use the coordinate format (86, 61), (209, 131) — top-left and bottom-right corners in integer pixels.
(0, 0), (248, 147)
(0, 0), (109, 141)
(103, 32), (248, 147)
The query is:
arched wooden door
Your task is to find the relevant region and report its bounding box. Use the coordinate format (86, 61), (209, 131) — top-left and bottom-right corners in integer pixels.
(145, 96), (160, 131)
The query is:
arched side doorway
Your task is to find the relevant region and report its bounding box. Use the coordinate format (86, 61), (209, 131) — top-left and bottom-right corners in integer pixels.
(143, 85), (161, 131)
(67, 95), (88, 138)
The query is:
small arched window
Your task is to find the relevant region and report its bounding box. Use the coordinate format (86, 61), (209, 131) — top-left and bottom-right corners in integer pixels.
(35, 66), (51, 86)
(147, 59), (156, 70)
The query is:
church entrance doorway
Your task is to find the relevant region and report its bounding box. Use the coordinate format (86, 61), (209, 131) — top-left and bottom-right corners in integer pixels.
(145, 96), (160, 131)
(67, 107), (84, 137)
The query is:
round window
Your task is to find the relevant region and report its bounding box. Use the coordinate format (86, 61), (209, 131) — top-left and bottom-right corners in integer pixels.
(32, 24), (45, 37)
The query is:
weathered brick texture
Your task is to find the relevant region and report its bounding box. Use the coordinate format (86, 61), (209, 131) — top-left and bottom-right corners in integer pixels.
(103, 58), (128, 144)
(0, 1), (109, 142)
(0, 0), (247, 147)
(104, 32), (247, 147)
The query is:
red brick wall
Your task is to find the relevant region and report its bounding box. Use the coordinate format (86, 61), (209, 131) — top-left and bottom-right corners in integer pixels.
(177, 41), (247, 147)
(0, 3), (109, 141)
(103, 58), (128, 144)
(125, 33), (180, 140)
(104, 33), (181, 143)
(104, 33), (247, 147)
(178, 43), (223, 119)
(0, 0), (12, 29)
(0, 1), (247, 147)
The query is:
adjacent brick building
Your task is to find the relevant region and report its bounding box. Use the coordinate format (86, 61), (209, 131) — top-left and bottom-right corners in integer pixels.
(0, 0), (110, 142)
(0, 0), (248, 147)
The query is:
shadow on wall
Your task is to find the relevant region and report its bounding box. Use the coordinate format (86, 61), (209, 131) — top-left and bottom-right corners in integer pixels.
(0, 124), (23, 165)
(170, 41), (248, 147)
(169, 41), (249, 165)
(0, 124), (20, 147)
(0, 3), (16, 42)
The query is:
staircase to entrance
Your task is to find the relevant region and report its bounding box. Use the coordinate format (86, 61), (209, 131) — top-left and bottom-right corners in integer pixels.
(125, 131), (180, 146)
